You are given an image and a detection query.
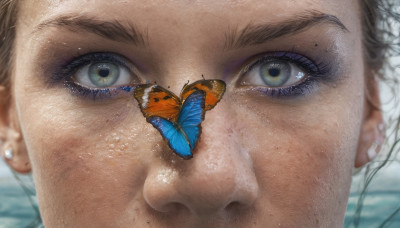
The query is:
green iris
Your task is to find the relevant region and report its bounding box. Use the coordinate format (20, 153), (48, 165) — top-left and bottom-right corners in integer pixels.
(259, 61), (291, 87)
(88, 62), (119, 87)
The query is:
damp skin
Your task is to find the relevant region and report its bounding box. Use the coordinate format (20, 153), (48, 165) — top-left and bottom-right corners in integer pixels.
(8, 0), (378, 227)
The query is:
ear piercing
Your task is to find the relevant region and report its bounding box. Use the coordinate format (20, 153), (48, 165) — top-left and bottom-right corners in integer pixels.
(367, 142), (379, 161)
(367, 123), (385, 161)
(4, 148), (13, 160)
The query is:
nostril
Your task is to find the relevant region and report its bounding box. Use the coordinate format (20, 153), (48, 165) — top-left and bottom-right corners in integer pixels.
(156, 202), (190, 214)
(225, 201), (248, 213)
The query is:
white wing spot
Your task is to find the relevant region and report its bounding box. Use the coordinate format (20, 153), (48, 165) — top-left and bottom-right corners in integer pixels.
(142, 85), (156, 108)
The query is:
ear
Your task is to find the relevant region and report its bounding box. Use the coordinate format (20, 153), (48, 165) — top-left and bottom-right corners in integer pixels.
(0, 86), (31, 173)
(355, 78), (385, 168)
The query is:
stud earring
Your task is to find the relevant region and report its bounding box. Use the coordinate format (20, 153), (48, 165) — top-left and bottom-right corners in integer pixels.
(368, 123), (386, 161)
(367, 142), (378, 161)
(4, 148), (13, 160)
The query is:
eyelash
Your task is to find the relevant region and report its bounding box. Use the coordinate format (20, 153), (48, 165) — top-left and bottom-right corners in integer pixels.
(240, 51), (332, 97)
(54, 51), (332, 100)
(52, 52), (138, 100)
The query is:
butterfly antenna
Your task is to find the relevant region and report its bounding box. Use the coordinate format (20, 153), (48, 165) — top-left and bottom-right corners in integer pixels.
(154, 81), (157, 84)
(168, 85), (170, 88)
(202, 74), (205, 80)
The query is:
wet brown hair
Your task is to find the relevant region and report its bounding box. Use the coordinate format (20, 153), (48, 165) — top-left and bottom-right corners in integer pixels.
(0, 0), (17, 89)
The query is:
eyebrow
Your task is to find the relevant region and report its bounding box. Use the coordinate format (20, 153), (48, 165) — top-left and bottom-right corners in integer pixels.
(224, 11), (348, 50)
(32, 15), (148, 46)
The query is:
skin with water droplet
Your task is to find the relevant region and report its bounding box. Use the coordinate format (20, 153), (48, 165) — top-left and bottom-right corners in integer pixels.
(9, 0), (380, 227)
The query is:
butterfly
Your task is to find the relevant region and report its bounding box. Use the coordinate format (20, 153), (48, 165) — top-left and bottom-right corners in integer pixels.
(133, 79), (226, 159)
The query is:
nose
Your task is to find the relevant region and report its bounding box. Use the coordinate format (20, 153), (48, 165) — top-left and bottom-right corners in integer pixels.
(142, 104), (259, 217)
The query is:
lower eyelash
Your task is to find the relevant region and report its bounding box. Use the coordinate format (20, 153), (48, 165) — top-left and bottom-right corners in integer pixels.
(253, 77), (318, 98)
(64, 81), (135, 100)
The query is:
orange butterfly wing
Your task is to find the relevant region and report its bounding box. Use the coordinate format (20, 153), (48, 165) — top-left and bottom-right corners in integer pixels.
(134, 84), (180, 122)
(180, 80), (226, 111)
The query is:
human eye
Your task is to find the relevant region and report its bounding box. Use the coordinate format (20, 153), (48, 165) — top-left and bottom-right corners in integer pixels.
(57, 52), (141, 99)
(237, 52), (331, 97)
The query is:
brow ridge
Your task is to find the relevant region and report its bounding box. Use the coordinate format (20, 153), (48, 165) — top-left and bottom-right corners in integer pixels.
(33, 15), (148, 46)
(225, 11), (348, 50)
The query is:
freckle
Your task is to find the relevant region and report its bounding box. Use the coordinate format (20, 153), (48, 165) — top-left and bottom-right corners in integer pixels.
(314, 43), (318, 47)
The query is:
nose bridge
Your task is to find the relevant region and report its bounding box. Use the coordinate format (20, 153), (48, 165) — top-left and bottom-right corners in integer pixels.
(150, 28), (218, 94)
(160, 59), (208, 95)
(143, 102), (259, 216)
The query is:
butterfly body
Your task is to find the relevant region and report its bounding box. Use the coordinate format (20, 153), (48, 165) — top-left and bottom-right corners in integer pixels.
(134, 79), (226, 159)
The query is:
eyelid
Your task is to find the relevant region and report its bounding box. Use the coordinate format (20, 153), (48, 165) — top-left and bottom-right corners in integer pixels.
(242, 52), (319, 76)
(58, 52), (142, 84)
(240, 59), (308, 88)
(73, 62), (133, 88)
(235, 51), (332, 98)
(53, 52), (143, 100)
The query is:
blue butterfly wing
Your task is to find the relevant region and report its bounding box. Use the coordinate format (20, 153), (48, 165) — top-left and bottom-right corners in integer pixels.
(178, 90), (205, 149)
(147, 116), (193, 159)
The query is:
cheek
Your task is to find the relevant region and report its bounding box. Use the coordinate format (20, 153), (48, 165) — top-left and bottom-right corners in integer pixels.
(225, 89), (363, 225)
(14, 90), (154, 224)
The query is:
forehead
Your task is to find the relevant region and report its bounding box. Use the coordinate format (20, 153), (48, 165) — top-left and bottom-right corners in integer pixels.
(20, 0), (360, 33)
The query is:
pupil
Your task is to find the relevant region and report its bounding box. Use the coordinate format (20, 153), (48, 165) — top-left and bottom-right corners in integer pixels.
(98, 69), (110, 77)
(269, 68), (280, 77)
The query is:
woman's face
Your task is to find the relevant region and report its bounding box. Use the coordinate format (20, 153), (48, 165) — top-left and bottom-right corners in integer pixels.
(7, 0), (380, 227)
